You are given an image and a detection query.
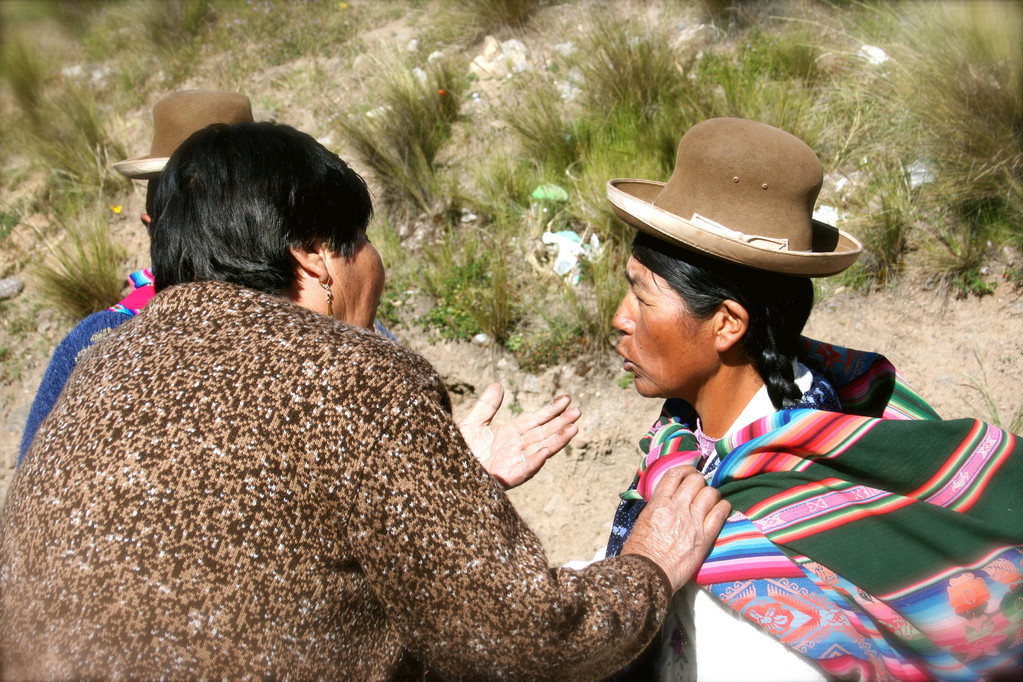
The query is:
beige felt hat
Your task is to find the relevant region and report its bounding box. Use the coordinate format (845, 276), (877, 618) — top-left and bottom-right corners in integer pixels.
(113, 90), (254, 179)
(607, 117), (862, 277)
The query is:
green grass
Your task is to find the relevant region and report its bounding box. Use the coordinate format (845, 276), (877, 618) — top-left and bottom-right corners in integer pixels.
(0, 33), (52, 127)
(0, 303), (37, 389)
(0, 209), (19, 243)
(574, 13), (688, 115)
(334, 53), (468, 217)
(504, 76), (583, 182)
(420, 225), (521, 344)
(433, 0), (551, 43)
(3, 0), (1022, 372)
(34, 208), (128, 320)
(840, 154), (918, 288)
(854, 1), (1023, 291)
(32, 85), (129, 196)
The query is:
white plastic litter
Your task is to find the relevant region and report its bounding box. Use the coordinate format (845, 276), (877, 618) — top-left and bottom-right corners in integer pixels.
(859, 45), (888, 65)
(907, 161), (935, 189)
(541, 230), (600, 284)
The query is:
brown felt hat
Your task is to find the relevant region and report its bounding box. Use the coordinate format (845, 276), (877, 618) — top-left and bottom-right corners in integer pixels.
(113, 90), (254, 179)
(607, 118), (862, 277)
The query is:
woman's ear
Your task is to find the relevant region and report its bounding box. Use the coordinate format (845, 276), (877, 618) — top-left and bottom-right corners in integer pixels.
(712, 299), (750, 353)
(287, 242), (334, 314)
(288, 242), (329, 283)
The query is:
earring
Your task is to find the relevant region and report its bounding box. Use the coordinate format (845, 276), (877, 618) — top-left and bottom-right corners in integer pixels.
(320, 278), (334, 316)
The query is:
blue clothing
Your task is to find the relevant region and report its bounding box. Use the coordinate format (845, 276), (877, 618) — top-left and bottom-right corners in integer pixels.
(18, 311), (132, 465)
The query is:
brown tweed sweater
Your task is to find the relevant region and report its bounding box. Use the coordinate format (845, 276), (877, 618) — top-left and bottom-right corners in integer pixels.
(1, 281), (670, 681)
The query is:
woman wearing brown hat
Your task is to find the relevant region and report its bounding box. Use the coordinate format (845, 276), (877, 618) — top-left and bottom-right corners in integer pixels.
(601, 118), (1023, 681)
(17, 90), (254, 464)
(1, 121), (732, 679)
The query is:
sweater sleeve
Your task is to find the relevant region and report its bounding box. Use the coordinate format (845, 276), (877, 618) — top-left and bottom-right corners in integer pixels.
(346, 374), (672, 681)
(18, 311), (128, 465)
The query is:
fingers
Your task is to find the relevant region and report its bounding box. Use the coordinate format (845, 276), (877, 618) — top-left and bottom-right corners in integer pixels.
(459, 383), (504, 427)
(687, 482), (722, 518)
(523, 411), (580, 458)
(650, 466), (727, 537)
(647, 465), (700, 505)
(529, 420), (579, 459)
(623, 468), (729, 593)
(704, 499), (732, 536)
(511, 394), (574, 432)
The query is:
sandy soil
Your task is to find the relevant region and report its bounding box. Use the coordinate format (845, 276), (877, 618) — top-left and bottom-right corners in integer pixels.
(394, 280), (1023, 566)
(2, 0), (1022, 570)
(2, 276), (1022, 566)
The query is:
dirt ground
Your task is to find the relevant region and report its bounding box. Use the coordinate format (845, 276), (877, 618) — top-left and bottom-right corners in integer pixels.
(404, 281), (1023, 565)
(2, 243), (1021, 570)
(3, 273), (1023, 565)
(1, 0), (1022, 568)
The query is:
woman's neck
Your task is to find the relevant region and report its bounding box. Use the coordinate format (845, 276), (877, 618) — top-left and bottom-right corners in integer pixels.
(692, 362), (765, 439)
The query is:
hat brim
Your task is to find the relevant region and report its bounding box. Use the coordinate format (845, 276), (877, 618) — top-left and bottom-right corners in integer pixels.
(112, 155), (169, 180)
(607, 179), (862, 277)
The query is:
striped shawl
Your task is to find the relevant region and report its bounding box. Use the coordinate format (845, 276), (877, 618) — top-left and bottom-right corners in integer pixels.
(607, 338), (1023, 681)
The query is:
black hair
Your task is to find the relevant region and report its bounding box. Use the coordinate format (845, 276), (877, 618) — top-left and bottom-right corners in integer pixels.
(631, 232), (814, 409)
(144, 179), (157, 222)
(149, 121), (373, 294)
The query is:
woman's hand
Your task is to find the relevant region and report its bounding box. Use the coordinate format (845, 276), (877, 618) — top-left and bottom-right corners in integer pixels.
(621, 466), (731, 593)
(458, 383), (581, 489)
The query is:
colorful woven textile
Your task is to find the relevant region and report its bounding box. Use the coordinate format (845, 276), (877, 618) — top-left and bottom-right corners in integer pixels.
(607, 338), (1023, 681)
(624, 424), (702, 502)
(107, 268), (155, 316)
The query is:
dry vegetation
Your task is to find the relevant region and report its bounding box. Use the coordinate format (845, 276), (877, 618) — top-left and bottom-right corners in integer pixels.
(1, 0), (1021, 407)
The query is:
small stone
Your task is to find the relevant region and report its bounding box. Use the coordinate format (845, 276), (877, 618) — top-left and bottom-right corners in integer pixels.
(553, 42), (576, 58)
(0, 277), (24, 301)
(473, 333), (491, 346)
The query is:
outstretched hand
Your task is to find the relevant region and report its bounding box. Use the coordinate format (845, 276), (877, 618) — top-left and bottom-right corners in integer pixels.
(458, 383), (581, 489)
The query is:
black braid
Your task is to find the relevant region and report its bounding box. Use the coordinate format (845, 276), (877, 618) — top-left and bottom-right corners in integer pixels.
(631, 233), (814, 409)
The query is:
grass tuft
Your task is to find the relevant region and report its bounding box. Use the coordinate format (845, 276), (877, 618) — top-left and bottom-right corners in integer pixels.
(32, 84), (129, 196)
(0, 34), (52, 126)
(35, 209), (127, 320)
(420, 225), (520, 344)
(842, 154), (918, 288)
(574, 14), (688, 114)
(881, 2), (1023, 278)
(505, 76), (583, 181)
(962, 350), (1023, 432)
(435, 0), (550, 42)
(335, 54), (467, 217)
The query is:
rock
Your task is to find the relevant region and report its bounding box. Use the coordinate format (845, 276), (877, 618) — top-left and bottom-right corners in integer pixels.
(471, 36), (509, 79)
(559, 67), (584, 101)
(501, 39), (530, 73)
(553, 41), (576, 58)
(470, 35), (533, 80)
(482, 35), (502, 60)
(0, 277), (24, 301)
